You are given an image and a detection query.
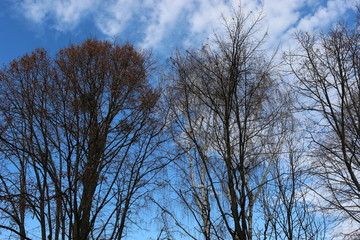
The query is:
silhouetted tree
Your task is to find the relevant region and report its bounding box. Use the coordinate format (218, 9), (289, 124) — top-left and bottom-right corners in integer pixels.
(287, 11), (360, 236)
(0, 39), (167, 240)
(259, 133), (328, 240)
(164, 8), (291, 240)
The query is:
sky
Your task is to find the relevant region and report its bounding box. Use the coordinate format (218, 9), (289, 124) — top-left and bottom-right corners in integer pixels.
(0, 0), (357, 67)
(0, 0), (358, 239)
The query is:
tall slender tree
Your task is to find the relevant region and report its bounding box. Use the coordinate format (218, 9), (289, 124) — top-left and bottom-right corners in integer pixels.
(165, 8), (291, 240)
(287, 10), (360, 237)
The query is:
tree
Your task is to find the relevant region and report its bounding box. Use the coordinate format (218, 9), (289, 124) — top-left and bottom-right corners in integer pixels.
(0, 39), (167, 240)
(287, 12), (360, 236)
(164, 9), (292, 240)
(259, 131), (328, 240)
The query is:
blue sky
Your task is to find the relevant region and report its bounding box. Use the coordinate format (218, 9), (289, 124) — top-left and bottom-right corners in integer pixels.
(0, 0), (357, 66)
(0, 0), (358, 239)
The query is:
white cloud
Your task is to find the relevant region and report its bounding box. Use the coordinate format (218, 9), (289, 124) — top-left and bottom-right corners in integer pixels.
(295, 0), (354, 32)
(263, 0), (303, 38)
(53, 0), (97, 31)
(140, 0), (193, 49)
(95, 0), (138, 36)
(20, 0), (51, 23)
(14, 0), (357, 53)
(19, 0), (98, 31)
(188, 0), (229, 35)
(259, 0), (355, 51)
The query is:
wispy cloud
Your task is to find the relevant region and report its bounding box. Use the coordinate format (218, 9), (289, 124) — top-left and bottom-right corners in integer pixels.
(20, 0), (51, 23)
(275, 0), (356, 51)
(53, 0), (97, 31)
(140, 0), (193, 49)
(19, 0), (98, 31)
(15, 0), (357, 53)
(95, 0), (138, 36)
(295, 0), (354, 32)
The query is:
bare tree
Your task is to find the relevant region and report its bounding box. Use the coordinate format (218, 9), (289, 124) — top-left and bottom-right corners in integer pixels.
(287, 11), (360, 236)
(259, 131), (328, 240)
(0, 39), (167, 240)
(164, 8), (291, 240)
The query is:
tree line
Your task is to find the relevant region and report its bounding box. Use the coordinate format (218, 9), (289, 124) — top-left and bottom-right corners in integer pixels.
(0, 6), (359, 240)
